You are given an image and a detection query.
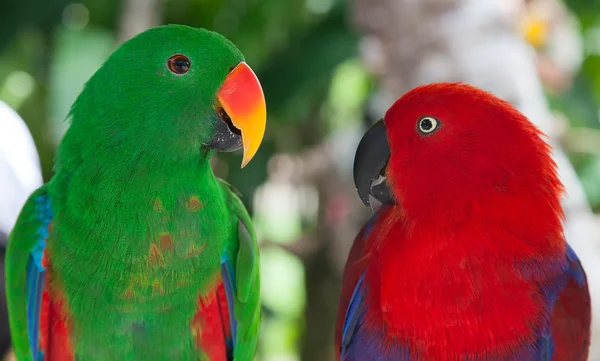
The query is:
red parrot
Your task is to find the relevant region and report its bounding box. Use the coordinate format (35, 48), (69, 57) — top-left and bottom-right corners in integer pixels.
(336, 83), (591, 360)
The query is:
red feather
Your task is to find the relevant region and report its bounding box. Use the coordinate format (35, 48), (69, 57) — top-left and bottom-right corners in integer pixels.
(192, 279), (232, 361)
(39, 268), (74, 361)
(363, 207), (566, 359)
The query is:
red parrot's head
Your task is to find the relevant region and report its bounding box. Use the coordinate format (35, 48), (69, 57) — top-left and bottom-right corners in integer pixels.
(354, 83), (563, 225)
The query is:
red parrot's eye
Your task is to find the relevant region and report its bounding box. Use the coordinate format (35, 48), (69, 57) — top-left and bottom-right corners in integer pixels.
(167, 54), (191, 75)
(417, 116), (440, 135)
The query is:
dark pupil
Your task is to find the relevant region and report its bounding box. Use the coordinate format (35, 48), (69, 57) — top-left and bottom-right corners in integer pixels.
(173, 58), (190, 73)
(421, 118), (433, 131)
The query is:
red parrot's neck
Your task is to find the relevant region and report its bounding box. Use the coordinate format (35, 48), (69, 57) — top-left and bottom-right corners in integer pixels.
(365, 200), (566, 360)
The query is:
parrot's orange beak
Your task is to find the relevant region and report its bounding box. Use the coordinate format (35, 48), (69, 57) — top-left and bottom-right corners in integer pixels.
(217, 62), (266, 168)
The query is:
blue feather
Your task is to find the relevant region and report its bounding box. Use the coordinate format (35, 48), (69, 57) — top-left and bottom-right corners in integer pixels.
(527, 244), (586, 360)
(341, 207), (382, 346)
(341, 272), (365, 351)
(565, 245), (586, 287)
(220, 256), (237, 353)
(340, 207), (412, 360)
(26, 194), (52, 361)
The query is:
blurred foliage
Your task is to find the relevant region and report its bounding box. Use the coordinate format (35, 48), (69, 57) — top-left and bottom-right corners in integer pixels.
(549, 0), (600, 210)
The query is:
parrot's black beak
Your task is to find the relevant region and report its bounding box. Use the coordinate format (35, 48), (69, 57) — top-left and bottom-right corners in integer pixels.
(353, 118), (396, 209)
(207, 105), (243, 152)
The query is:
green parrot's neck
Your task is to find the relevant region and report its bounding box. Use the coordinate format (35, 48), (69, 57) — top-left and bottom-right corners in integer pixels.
(47, 137), (234, 359)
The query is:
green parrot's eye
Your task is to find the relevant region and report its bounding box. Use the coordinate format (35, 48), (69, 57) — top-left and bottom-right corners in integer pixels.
(417, 116), (439, 135)
(167, 54), (191, 75)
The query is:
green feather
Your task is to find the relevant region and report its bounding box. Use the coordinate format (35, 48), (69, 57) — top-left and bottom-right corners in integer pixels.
(6, 25), (260, 361)
(6, 186), (48, 361)
(218, 180), (261, 361)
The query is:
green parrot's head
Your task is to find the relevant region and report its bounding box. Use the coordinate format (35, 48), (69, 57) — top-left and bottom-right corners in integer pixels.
(68, 25), (266, 167)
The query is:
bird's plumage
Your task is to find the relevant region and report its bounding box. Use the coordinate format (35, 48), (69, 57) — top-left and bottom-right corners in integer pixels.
(6, 25), (264, 361)
(338, 83), (591, 360)
(336, 207), (590, 360)
(10, 177), (260, 361)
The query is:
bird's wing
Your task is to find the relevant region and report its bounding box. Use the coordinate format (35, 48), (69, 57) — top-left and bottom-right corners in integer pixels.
(335, 206), (410, 361)
(6, 186), (52, 361)
(218, 179), (260, 361)
(544, 244), (591, 360)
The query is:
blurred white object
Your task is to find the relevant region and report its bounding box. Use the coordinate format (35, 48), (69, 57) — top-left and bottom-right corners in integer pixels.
(0, 101), (43, 246)
(354, 0), (600, 358)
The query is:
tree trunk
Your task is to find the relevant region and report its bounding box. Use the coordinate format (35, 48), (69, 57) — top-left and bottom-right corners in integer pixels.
(118, 0), (164, 43)
(277, 132), (364, 361)
(353, 0), (600, 358)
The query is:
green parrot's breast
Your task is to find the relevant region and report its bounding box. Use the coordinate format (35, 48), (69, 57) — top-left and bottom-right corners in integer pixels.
(46, 160), (234, 360)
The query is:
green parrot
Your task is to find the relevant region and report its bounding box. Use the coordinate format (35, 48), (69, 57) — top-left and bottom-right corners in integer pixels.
(6, 25), (266, 361)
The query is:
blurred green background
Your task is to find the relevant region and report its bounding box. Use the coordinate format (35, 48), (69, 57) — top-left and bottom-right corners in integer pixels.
(1, 0), (600, 360)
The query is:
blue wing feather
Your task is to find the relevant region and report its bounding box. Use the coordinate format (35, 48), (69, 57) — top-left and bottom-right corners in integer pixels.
(341, 272), (411, 361)
(529, 243), (589, 361)
(340, 207), (411, 360)
(565, 244), (586, 287)
(526, 243), (587, 360)
(340, 208), (382, 348)
(26, 194), (52, 361)
(341, 272), (365, 352)
(220, 258), (237, 353)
